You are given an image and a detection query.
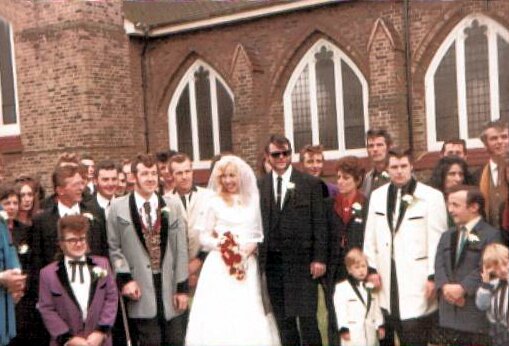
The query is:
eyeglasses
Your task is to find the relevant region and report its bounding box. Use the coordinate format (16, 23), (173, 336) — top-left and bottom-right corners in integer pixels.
(61, 237), (87, 245)
(269, 150), (292, 159)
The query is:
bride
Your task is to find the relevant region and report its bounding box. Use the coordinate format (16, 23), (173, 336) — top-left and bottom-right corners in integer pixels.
(185, 155), (280, 346)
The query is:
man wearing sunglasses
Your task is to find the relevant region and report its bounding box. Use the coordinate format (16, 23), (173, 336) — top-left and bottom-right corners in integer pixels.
(258, 134), (327, 346)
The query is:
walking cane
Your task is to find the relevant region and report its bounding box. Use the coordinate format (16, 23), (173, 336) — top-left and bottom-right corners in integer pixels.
(118, 291), (132, 346)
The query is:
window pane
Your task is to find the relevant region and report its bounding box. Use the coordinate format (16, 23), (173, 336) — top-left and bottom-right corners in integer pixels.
(217, 80), (233, 153)
(435, 44), (459, 141)
(499, 35), (509, 123)
(0, 19), (16, 125)
(465, 20), (490, 138)
(176, 85), (193, 160)
(291, 65), (312, 151)
(195, 67), (214, 160)
(315, 47), (338, 150)
(342, 61), (365, 149)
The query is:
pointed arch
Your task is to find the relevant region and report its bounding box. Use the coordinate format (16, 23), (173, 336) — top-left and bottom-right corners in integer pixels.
(168, 60), (234, 168)
(425, 13), (509, 151)
(283, 38), (369, 160)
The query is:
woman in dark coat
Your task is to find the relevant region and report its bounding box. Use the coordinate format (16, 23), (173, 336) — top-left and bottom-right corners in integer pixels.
(324, 156), (367, 346)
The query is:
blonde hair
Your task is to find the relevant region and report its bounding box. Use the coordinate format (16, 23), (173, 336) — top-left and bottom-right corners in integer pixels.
(482, 243), (509, 268)
(214, 161), (238, 206)
(344, 248), (368, 270)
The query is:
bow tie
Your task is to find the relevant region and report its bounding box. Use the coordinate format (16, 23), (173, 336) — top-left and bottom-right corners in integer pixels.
(69, 260), (86, 284)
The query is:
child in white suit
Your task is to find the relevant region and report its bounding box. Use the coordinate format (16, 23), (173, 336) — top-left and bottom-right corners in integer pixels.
(333, 248), (384, 346)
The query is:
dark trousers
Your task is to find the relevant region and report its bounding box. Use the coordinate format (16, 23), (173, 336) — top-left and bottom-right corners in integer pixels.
(131, 273), (187, 346)
(381, 311), (434, 346)
(266, 251), (322, 346)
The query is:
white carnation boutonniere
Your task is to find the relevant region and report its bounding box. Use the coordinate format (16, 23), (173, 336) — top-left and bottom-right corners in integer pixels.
(351, 202), (363, 223)
(18, 243), (29, 255)
(92, 266), (108, 281)
(365, 282), (375, 292)
(82, 212), (94, 222)
(401, 194), (415, 207)
(161, 206), (171, 218)
(287, 182), (295, 190)
(467, 233), (480, 243)
(380, 171), (390, 180)
(0, 210), (8, 222)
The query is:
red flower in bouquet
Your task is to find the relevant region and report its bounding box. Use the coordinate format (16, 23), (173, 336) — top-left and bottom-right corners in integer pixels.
(219, 231), (245, 280)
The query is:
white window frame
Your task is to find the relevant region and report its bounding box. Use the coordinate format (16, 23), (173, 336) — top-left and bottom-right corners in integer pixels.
(168, 60), (234, 169)
(283, 39), (369, 161)
(0, 18), (20, 137)
(425, 14), (509, 152)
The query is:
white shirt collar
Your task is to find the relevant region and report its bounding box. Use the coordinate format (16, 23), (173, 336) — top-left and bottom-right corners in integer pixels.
(271, 166), (293, 206)
(463, 216), (482, 233)
(272, 165), (292, 181)
(58, 201), (80, 218)
(96, 192), (113, 210)
(134, 191), (158, 227)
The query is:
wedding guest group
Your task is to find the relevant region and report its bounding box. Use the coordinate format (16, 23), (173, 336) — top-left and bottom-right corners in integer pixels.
(2, 120), (509, 346)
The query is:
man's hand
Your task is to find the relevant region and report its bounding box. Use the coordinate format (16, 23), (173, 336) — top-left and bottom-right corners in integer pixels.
(340, 332), (351, 341)
(66, 336), (88, 346)
(188, 258), (203, 276)
(121, 280), (141, 301)
(173, 293), (189, 311)
(0, 269), (26, 294)
(367, 273), (381, 289)
(425, 280), (436, 300)
(442, 283), (465, 305)
(310, 262), (326, 279)
(240, 243), (257, 258)
(86, 331), (106, 346)
(378, 327), (385, 340)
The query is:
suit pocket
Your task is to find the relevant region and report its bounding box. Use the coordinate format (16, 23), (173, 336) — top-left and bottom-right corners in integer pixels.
(116, 217), (131, 226)
(375, 212), (385, 216)
(415, 256), (428, 261)
(99, 282), (107, 289)
(168, 219), (179, 230)
(50, 291), (62, 297)
(408, 216), (424, 220)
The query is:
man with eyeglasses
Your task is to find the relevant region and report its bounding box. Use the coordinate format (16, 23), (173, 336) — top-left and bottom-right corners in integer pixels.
(258, 134), (327, 346)
(37, 215), (118, 346)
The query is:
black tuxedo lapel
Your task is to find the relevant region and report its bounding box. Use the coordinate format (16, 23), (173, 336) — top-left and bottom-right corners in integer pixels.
(159, 195), (169, 263)
(394, 179), (417, 232)
(128, 193), (149, 254)
(387, 184), (396, 233)
(347, 276), (366, 306)
(56, 260), (81, 311)
(86, 256), (98, 307)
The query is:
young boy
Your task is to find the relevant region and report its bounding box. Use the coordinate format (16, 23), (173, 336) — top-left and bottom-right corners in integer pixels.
(476, 243), (509, 346)
(333, 248), (384, 346)
(38, 215), (118, 346)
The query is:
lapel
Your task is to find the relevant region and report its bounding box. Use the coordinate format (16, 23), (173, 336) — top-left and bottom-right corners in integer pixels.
(128, 193), (149, 254)
(86, 256), (98, 308)
(261, 173), (278, 225)
(386, 179), (418, 233)
(455, 221), (482, 269)
(450, 230), (459, 271)
(56, 259), (81, 312)
(186, 186), (199, 216)
(348, 276), (366, 306)
(386, 184), (396, 233)
(159, 195), (169, 263)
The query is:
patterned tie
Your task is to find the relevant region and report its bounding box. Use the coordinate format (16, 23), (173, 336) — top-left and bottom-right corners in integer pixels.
(456, 226), (468, 264)
(143, 201), (153, 232)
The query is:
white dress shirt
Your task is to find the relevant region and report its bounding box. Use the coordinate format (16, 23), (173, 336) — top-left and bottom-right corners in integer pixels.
(134, 192), (158, 228)
(490, 159), (499, 186)
(58, 202), (81, 218)
(272, 166), (293, 209)
(96, 193), (113, 219)
(64, 255), (91, 320)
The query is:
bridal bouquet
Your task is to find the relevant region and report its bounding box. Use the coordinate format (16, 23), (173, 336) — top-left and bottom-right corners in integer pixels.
(219, 231), (246, 281)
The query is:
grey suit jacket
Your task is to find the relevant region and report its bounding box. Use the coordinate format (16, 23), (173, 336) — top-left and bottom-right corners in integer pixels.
(435, 219), (501, 334)
(107, 193), (188, 320)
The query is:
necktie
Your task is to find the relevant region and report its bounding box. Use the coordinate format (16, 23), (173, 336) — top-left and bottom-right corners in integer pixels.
(180, 195), (187, 210)
(143, 201), (153, 232)
(276, 177), (282, 210)
(69, 260), (86, 283)
(456, 226), (468, 264)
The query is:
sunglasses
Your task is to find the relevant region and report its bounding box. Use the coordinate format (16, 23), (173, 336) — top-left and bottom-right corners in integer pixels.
(269, 150), (292, 158)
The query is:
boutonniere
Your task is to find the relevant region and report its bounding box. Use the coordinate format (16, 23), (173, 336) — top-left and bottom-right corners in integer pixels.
(467, 233), (480, 243)
(380, 171), (390, 179)
(82, 212), (94, 222)
(18, 243), (29, 255)
(0, 210), (8, 222)
(365, 282), (375, 291)
(287, 182), (295, 190)
(161, 206), (170, 217)
(92, 266), (108, 280)
(401, 194), (415, 207)
(352, 202), (363, 223)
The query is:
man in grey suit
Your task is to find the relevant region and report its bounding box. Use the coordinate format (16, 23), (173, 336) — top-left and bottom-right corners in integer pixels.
(361, 128), (392, 199)
(107, 154), (188, 346)
(435, 185), (501, 345)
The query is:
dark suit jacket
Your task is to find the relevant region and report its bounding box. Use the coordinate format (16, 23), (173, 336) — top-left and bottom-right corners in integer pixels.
(435, 219), (501, 334)
(31, 202), (109, 275)
(258, 168), (327, 316)
(38, 256), (118, 346)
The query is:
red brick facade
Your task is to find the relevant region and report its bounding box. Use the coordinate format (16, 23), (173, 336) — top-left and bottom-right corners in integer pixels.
(1, 0), (508, 185)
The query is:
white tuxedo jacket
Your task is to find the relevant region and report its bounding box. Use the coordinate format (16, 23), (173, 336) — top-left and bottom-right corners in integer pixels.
(334, 280), (383, 346)
(363, 182), (447, 319)
(168, 186), (213, 259)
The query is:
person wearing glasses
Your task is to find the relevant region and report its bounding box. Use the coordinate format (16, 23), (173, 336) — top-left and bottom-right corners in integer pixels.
(38, 215), (118, 346)
(258, 134), (327, 346)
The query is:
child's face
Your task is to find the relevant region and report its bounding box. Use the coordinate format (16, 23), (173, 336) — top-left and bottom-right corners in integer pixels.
(495, 259), (509, 280)
(348, 261), (368, 281)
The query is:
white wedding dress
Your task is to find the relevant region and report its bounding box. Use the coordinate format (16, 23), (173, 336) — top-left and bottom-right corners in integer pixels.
(185, 194), (280, 346)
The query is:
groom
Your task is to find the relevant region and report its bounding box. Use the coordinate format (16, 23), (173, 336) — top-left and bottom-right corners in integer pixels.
(258, 134), (327, 346)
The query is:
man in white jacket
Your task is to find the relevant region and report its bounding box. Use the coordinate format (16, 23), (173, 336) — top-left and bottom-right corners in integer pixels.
(363, 148), (448, 346)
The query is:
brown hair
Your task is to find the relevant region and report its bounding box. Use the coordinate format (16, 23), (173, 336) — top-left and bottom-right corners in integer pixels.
(344, 248), (368, 270)
(14, 175), (41, 217)
(0, 183), (19, 201)
(94, 159), (118, 179)
(387, 147), (413, 163)
(56, 152), (81, 168)
(131, 153), (158, 175)
(168, 153), (191, 173)
(264, 134), (292, 154)
(335, 156), (364, 184)
(366, 128), (392, 147)
(52, 165), (85, 190)
(299, 144), (324, 163)
(446, 184), (486, 217)
(57, 214), (89, 240)
(480, 119), (508, 144)
(441, 138), (467, 155)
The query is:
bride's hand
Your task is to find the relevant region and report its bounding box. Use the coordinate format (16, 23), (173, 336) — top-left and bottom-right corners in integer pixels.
(240, 243), (257, 257)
